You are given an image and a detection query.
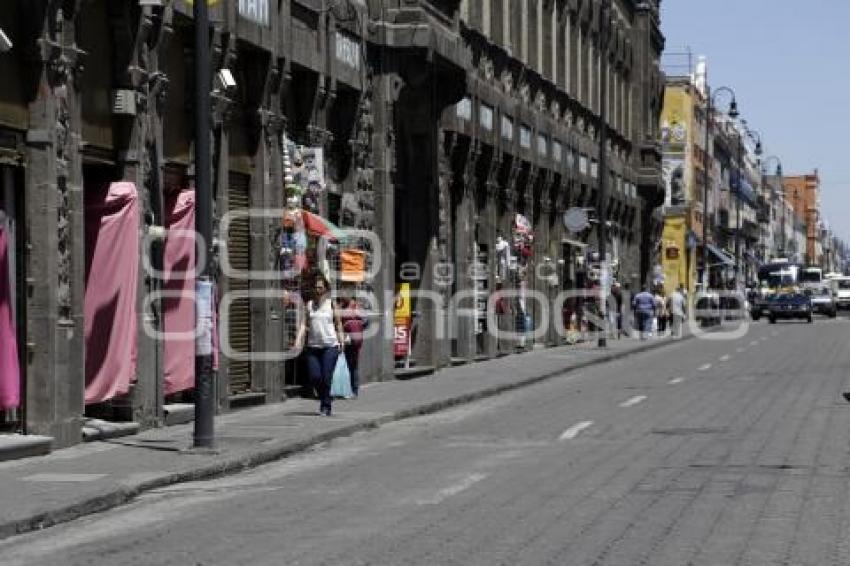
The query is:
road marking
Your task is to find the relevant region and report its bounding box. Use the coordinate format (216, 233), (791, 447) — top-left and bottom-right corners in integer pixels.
(736, 347), (746, 353)
(23, 473), (108, 483)
(559, 421), (594, 440)
(620, 395), (647, 408)
(669, 377), (685, 385)
(416, 473), (488, 505)
(771, 331), (779, 336)
(719, 354), (731, 362)
(698, 363), (712, 371)
(750, 340), (759, 346)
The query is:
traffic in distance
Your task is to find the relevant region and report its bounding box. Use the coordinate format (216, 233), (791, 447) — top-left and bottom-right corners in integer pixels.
(696, 259), (849, 326)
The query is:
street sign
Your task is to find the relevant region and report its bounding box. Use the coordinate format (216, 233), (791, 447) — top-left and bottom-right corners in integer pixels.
(563, 207), (589, 233)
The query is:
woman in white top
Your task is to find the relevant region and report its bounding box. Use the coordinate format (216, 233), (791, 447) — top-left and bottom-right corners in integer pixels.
(296, 274), (345, 416)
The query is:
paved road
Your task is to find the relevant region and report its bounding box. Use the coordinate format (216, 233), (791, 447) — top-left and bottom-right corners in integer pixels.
(2, 314), (849, 565)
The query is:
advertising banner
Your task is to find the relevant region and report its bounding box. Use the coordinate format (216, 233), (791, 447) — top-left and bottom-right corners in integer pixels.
(394, 283), (411, 358)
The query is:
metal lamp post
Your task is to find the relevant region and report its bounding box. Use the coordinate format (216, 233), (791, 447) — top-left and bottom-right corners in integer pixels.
(596, 0), (612, 348)
(193, 0), (215, 449)
(701, 86), (738, 291)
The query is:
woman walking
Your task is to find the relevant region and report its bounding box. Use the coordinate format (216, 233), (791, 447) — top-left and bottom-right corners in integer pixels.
(340, 292), (367, 398)
(296, 274), (345, 416)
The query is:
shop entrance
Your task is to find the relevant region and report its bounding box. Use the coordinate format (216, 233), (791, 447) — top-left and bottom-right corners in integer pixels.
(82, 164), (141, 420)
(226, 171), (252, 394)
(0, 165), (24, 431)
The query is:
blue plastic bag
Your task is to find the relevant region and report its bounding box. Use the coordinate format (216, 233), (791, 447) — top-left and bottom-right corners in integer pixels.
(330, 354), (353, 398)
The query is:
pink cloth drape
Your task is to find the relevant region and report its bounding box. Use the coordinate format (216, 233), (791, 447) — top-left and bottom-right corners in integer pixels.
(84, 182), (140, 404)
(0, 226), (20, 410)
(163, 189), (197, 395)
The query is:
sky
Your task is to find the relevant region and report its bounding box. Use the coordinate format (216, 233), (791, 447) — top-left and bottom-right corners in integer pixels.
(660, 0), (850, 244)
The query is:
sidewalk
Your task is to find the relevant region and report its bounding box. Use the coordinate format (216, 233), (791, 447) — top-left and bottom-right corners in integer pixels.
(0, 330), (694, 540)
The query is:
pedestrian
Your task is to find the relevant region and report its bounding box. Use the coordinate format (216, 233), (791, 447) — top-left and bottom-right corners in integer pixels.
(340, 291), (367, 398)
(493, 281), (511, 353)
(295, 274), (345, 416)
(668, 284), (687, 339)
(611, 282), (623, 339)
(632, 286), (656, 340)
(654, 288), (667, 335)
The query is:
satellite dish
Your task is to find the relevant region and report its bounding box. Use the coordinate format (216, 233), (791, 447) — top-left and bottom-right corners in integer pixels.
(563, 207), (589, 233)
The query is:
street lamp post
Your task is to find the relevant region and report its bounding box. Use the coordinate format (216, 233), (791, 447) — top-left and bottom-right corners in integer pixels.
(193, 0), (215, 449)
(700, 86), (738, 291)
(596, 0), (612, 348)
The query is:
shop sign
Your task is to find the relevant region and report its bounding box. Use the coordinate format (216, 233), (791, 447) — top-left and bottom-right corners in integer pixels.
(393, 283), (411, 358)
(335, 31), (361, 71)
(238, 0), (269, 26)
(501, 116), (514, 140)
(479, 103), (494, 131)
(520, 126), (531, 149)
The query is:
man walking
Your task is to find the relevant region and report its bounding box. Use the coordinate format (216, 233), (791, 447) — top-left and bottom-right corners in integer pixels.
(668, 285), (687, 339)
(632, 286), (656, 340)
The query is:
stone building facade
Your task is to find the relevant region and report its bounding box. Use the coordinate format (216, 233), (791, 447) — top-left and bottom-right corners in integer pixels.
(0, 0), (664, 448)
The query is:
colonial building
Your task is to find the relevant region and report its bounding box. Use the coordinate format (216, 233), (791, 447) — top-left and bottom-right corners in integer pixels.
(439, 0), (666, 363)
(0, 0), (664, 450)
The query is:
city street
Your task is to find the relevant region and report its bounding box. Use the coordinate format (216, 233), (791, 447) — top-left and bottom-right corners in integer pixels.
(2, 315), (849, 565)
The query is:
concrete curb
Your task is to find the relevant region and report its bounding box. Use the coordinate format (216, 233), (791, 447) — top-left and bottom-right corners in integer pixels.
(0, 333), (694, 541)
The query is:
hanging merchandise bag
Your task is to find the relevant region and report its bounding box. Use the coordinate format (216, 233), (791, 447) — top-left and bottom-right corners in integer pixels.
(330, 354), (353, 399)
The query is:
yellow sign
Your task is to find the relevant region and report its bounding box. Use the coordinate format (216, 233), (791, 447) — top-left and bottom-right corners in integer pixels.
(394, 283), (411, 320)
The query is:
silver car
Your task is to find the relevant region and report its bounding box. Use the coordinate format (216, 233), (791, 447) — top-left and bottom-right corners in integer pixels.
(805, 285), (838, 318)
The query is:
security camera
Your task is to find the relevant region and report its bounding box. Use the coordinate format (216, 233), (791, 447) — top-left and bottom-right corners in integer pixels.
(0, 29), (12, 53)
(214, 69), (237, 94)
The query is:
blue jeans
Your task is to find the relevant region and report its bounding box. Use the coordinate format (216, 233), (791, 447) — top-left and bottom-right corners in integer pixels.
(306, 347), (339, 412)
(636, 310), (653, 333)
(344, 345), (360, 395)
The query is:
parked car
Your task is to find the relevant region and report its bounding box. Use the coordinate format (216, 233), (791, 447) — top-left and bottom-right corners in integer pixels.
(830, 276), (850, 310)
(695, 293), (721, 327)
(804, 285), (837, 318)
(721, 293), (748, 320)
(767, 292), (813, 324)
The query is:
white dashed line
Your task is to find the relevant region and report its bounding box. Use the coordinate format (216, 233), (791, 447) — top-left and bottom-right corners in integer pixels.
(619, 395), (647, 408)
(750, 340), (759, 346)
(559, 421), (594, 440)
(736, 347), (746, 353)
(698, 363), (712, 371)
(669, 377), (685, 385)
(416, 473), (488, 505)
(719, 355), (731, 362)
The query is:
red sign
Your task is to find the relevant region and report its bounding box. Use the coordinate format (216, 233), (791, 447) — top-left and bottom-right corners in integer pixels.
(393, 318), (410, 358)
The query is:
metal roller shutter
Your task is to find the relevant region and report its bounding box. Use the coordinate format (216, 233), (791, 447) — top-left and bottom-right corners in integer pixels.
(227, 172), (252, 394)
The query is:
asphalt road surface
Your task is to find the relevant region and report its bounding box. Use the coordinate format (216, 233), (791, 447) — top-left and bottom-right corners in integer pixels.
(3, 313), (850, 566)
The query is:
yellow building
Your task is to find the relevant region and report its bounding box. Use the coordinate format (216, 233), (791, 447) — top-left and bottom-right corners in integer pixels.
(660, 77), (707, 298)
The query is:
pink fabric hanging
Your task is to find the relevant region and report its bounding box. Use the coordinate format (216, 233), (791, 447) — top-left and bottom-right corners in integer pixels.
(0, 225), (20, 410)
(84, 182), (140, 404)
(163, 189), (197, 395)
(162, 188), (220, 395)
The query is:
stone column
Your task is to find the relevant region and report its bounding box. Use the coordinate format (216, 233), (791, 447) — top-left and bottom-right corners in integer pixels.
(24, 5), (86, 446)
(369, 69), (398, 380)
